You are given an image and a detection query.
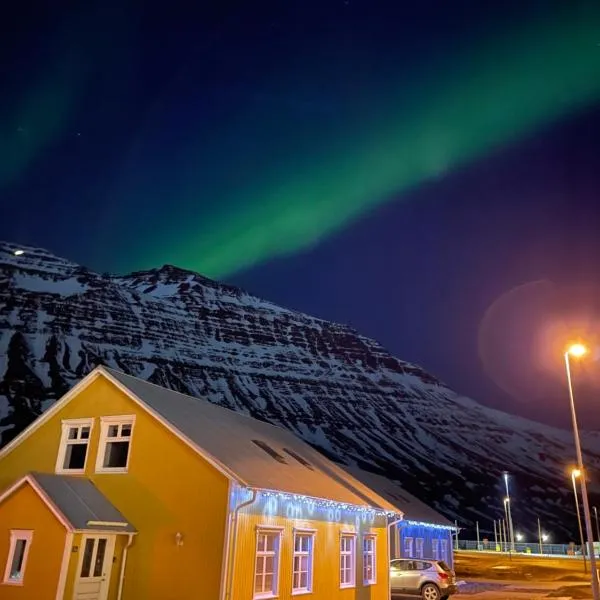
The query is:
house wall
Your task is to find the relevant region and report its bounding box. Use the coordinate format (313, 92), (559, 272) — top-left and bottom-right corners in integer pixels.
(0, 375), (231, 600)
(0, 483), (66, 600)
(231, 488), (391, 600)
(396, 523), (454, 567)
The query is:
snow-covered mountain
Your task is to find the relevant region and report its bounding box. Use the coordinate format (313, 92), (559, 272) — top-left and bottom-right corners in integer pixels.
(1, 241), (597, 538)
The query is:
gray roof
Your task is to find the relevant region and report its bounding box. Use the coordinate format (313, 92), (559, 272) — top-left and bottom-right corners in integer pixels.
(102, 367), (400, 513)
(343, 467), (453, 527)
(31, 472), (136, 533)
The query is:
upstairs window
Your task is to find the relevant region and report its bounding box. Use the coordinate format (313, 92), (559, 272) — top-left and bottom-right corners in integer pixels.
(363, 535), (377, 585)
(404, 536), (414, 557)
(415, 538), (424, 559)
(96, 416), (135, 473)
(56, 419), (93, 474)
(340, 533), (356, 588)
(254, 529), (281, 599)
(3, 530), (33, 585)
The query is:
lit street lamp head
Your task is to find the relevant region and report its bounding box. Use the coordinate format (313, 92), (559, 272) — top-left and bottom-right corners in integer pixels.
(572, 468), (582, 478)
(567, 343), (587, 358)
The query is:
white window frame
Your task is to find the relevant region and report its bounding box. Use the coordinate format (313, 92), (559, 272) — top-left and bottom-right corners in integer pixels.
(362, 534), (377, 585)
(340, 532), (356, 589)
(55, 418), (94, 474)
(404, 536), (413, 557)
(441, 539), (449, 562)
(95, 415), (135, 474)
(415, 538), (424, 559)
(254, 527), (282, 599)
(432, 538), (440, 560)
(292, 528), (315, 595)
(3, 530), (33, 585)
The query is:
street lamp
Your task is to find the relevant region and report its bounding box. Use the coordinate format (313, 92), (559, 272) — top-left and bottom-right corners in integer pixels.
(572, 468), (587, 573)
(503, 472), (516, 552)
(565, 343), (599, 599)
(516, 532), (524, 542)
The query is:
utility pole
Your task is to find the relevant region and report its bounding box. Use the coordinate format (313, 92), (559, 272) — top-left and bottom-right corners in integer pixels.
(493, 520), (498, 551)
(476, 521), (480, 550)
(538, 517), (543, 555)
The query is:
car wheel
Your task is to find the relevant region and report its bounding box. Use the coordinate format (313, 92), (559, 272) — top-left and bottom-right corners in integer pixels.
(421, 583), (441, 600)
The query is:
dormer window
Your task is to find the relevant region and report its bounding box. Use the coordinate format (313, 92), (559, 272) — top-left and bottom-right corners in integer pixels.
(55, 419), (94, 474)
(95, 416), (135, 473)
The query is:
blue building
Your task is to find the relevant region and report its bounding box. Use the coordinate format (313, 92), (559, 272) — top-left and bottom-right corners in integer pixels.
(346, 467), (455, 567)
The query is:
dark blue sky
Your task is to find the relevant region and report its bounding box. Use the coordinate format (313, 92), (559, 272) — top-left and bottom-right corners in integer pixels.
(2, 1), (600, 427)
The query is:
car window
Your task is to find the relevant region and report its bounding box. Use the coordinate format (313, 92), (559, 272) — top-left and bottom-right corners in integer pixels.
(391, 560), (412, 571)
(415, 561), (433, 571)
(437, 561), (452, 572)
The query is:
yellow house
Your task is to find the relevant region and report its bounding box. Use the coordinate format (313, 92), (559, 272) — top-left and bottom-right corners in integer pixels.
(0, 366), (403, 600)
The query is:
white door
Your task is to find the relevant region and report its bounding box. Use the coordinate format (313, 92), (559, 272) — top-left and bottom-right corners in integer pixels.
(73, 535), (115, 600)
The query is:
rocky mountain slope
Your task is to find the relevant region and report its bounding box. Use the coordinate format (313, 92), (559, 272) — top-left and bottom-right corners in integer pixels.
(1, 241), (598, 538)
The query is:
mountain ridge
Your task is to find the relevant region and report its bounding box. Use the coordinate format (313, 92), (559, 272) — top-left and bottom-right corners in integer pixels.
(1, 240), (598, 538)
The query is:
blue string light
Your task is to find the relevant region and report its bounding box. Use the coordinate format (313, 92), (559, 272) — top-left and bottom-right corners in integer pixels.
(256, 489), (399, 516)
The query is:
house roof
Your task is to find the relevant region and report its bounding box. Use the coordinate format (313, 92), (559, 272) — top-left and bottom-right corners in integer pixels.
(0, 473), (136, 533)
(101, 367), (401, 513)
(343, 466), (453, 527)
(31, 472), (136, 532)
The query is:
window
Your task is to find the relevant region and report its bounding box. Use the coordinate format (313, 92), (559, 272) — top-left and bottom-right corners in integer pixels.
(441, 539), (449, 562)
(340, 533), (356, 588)
(254, 529), (281, 599)
(404, 536), (413, 557)
(283, 448), (314, 470)
(3, 530), (33, 585)
(363, 535), (377, 585)
(252, 440), (287, 464)
(432, 539), (440, 560)
(292, 531), (314, 594)
(96, 416), (135, 473)
(415, 538), (424, 559)
(56, 419), (93, 473)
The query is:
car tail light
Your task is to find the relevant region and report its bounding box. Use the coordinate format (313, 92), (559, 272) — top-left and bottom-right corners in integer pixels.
(438, 572), (449, 581)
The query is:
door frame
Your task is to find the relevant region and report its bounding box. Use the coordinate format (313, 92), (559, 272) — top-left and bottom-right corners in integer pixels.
(73, 534), (116, 600)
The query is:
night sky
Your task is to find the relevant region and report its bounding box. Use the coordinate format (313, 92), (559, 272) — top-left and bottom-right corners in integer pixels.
(2, 1), (600, 428)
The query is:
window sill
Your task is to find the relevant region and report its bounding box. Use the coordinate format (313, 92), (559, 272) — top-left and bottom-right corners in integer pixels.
(253, 594), (279, 600)
(95, 468), (128, 474)
(55, 468), (85, 475)
(340, 584), (356, 589)
(363, 580), (377, 586)
(292, 590), (313, 596)
(2, 580), (24, 586)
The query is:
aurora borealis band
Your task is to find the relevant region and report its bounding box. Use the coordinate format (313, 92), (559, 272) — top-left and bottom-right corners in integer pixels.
(2, 3), (600, 278)
(104, 4), (600, 278)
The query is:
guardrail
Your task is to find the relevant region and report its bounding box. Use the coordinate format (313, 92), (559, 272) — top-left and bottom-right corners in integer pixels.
(456, 539), (596, 557)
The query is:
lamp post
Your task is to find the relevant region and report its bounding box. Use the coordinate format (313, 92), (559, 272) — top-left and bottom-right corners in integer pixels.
(503, 499), (510, 552)
(594, 507), (600, 543)
(572, 469), (587, 573)
(565, 343), (599, 599)
(503, 472), (516, 552)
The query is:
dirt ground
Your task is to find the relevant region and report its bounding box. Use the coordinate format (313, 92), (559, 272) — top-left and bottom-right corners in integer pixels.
(454, 551), (593, 599)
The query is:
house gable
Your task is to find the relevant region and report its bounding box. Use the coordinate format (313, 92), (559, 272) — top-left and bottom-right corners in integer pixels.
(0, 370), (231, 600)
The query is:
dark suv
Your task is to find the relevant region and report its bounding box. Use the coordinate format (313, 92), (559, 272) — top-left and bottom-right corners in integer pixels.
(390, 558), (457, 600)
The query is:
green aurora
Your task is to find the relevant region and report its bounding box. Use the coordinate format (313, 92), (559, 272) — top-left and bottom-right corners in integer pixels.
(128, 5), (600, 278)
(4, 6), (600, 278)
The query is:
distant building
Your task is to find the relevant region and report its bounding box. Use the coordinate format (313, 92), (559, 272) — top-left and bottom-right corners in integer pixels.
(344, 467), (455, 567)
(0, 366), (404, 600)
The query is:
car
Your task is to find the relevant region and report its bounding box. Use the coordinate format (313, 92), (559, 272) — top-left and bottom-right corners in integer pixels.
(390, 558), (457, 600)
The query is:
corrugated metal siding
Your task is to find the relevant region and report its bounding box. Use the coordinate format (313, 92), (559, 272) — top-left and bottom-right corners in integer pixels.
(231, 491), (391, 600)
